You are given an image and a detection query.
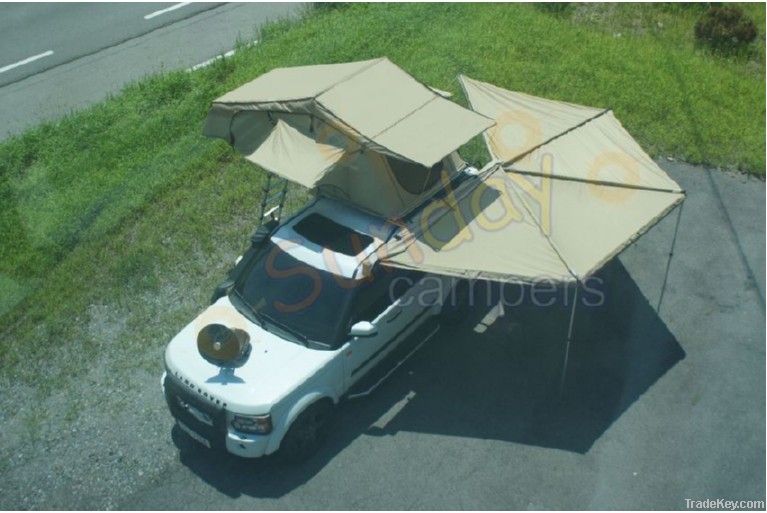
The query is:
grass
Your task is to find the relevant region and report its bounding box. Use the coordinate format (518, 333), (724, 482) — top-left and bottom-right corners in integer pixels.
(0, 3), (764, 392)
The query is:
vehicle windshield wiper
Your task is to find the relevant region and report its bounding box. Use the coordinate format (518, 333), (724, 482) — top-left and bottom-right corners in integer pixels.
(254, 308), (310, 347)
(230, 289), (309, 346)
(229, 289), (264, 328)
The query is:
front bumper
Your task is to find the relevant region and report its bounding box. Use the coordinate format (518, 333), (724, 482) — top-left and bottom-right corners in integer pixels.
(224, 429), (270, 458)
(162, 372), (272, 458)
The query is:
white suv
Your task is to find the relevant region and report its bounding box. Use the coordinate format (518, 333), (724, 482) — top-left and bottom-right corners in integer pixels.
(162, 198), (452, 461)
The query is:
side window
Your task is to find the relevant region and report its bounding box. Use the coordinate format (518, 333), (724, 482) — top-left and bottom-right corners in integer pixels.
(389, 268), (424, 301)
(349, 267), (424, 324)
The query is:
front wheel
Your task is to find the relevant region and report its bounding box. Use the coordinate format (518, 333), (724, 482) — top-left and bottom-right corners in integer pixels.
(279, 400), (334, 462)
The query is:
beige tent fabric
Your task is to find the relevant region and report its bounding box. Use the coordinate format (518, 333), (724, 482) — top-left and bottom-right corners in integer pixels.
(215, 59), (378, 106)
(202, 58), (490, 218)
(244, 119), (346, 188)
(374, 97), (492, 168)
(459, 75), (604, 164)
(315, 59), (433, 136)
(382, 166), (683, 283)
(382, 166), (575, 283)
(517, 175), (684, 278)
(381, 76), (686, 284)
(509, 111), (683, 193)
(228, 113), (468, 218)
(316, 151), (467, 219)
(205, 58), (494, 168)
(207, 102), (469, 218)
(460, 75), (683, 193)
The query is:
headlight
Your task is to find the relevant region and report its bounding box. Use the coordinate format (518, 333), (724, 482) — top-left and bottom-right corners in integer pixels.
(231, 413), (272, 434)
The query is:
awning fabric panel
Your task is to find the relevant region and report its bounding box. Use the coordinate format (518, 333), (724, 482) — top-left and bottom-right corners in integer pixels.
(382, 167), (684, 283)
(459, 75), (603, 163)
(380, 75), (686, 284)
(244, 119), (346, 188)
(460, 75), (683, 193)
(382, 166), (575, 284)
(518, 174), (685, 278)
(509, 111), (683, 192)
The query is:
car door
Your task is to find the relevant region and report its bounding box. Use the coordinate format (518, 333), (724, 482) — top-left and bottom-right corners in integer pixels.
(342, 266), (439, 388)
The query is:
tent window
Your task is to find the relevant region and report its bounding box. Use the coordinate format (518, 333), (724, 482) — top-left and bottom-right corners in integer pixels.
(387, 157), (443, 195)
(294, 213), (373, 256)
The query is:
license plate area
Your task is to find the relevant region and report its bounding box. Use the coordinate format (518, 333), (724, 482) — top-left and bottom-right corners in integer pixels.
(175, 396), (214, 426)
(177, 420), (212, 448)
(164, 375), (225, 449)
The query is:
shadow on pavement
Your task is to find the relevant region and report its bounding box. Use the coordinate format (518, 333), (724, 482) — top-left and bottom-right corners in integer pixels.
(171, 258), (685, 498)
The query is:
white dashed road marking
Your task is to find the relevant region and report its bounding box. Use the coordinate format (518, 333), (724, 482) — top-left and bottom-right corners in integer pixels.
(0, 50), (54, 74)
(187, 49), (236, 71)
(144, 2), (191, 20)
(186, 40), (258, 72)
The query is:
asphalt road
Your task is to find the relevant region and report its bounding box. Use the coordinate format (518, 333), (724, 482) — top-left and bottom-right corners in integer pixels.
(0, 3), (223, 86)
(118, 162), (761, 509)
(0, 2), (302, 139)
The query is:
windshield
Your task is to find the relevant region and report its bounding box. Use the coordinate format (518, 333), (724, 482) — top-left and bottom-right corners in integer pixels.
(231, 241), (356, 347)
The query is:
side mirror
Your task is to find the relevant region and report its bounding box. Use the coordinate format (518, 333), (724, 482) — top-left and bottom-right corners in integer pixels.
(210, 279), (235, 305)
(349, 320), (377, 338)
(250, 219), (277, 248)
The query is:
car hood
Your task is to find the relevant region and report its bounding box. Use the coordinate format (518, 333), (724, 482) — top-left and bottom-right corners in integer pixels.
(164, 297), (337, 414)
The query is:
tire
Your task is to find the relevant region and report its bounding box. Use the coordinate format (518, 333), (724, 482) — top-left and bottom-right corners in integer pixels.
(279, 400), (334, 462)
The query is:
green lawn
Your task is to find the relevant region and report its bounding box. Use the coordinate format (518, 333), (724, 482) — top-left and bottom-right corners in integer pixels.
(0, 3), (764, 386)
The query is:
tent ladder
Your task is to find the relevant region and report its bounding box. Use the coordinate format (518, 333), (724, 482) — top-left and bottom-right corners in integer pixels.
(559, 283), (579, 396)
(656, 201), (684, 314)
(258, 173), (289, 228)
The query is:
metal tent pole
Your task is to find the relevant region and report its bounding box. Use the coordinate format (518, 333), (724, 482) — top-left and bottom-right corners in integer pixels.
(657, 201), (684, 313)
(559, 282), (579, 396)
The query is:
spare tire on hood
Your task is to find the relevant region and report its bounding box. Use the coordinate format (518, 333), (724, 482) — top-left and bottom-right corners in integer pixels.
(197, 323), (251, 367)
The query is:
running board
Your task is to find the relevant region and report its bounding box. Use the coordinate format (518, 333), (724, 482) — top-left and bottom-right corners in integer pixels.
(347, 323), (439, 400)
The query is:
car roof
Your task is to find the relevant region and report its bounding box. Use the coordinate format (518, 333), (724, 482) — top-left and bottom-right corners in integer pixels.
(271, 198), (397, 278)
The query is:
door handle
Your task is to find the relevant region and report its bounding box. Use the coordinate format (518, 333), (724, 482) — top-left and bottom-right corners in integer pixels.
(385, 308), (402, 323)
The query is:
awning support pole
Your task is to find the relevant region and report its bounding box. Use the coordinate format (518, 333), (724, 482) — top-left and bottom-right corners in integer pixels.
(657, 201), (684, 314)
(559, 283), (579, 396)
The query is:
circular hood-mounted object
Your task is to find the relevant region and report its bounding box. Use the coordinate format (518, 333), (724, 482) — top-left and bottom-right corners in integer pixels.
(197, 323), (251, 367)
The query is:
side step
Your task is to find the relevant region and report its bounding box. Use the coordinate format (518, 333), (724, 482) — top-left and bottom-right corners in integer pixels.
(347, 320), (440, 400)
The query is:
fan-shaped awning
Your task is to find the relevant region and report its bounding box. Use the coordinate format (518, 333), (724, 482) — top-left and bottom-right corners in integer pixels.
(380, 76), (685, 284)
(381, 164), (683, 283)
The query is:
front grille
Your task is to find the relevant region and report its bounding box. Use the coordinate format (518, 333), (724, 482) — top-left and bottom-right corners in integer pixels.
(164, 375), (227, 449)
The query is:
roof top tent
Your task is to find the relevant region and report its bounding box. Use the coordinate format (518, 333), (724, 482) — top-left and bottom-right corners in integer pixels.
(203, 58), (685, 393)
(203, 57), (492, 219)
